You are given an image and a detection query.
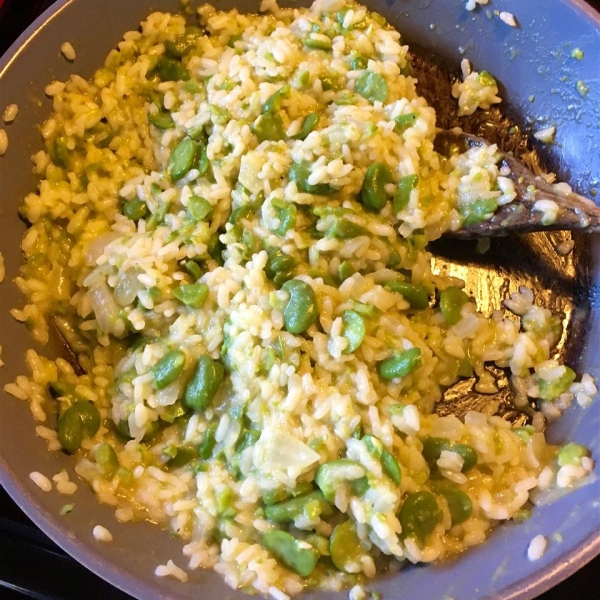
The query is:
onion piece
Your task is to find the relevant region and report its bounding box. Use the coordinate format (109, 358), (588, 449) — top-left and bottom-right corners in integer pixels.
(86, 232), (122, 266)
(114, 269), (145, 307)
(88, 281), (121, 334)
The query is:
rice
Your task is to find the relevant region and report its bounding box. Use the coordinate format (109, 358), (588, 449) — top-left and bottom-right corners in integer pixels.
(60, 42), (77, 61)
(6, 0), (596, 597)
(499, 12), (518, 28)
(30, 471), (52, 492)
(93, 525), (113, 542)
(3, 103), (18, 123)
(0, 128), (7, 156)
(527, 534), (547, 561)
(155, 559), (189, 582)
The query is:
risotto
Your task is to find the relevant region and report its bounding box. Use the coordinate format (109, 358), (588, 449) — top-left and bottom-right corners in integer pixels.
(6, 0), (596, 597)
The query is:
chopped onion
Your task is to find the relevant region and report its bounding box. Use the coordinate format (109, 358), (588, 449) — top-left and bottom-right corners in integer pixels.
(86, 232), (121, 266)
(258, 428), (320, 472)
(238, 152), (263, 194)
(88, 281), (120, 334)
(114, 269), (144, 307)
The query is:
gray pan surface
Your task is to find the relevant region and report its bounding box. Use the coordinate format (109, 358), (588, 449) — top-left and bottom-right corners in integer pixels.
(0, 1), (599, 599)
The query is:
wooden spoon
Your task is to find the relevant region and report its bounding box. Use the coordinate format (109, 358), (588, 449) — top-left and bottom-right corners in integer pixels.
(437, 129), (600, 239)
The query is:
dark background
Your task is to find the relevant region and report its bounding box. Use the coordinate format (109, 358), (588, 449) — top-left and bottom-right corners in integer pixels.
(0, 0), (598, 599)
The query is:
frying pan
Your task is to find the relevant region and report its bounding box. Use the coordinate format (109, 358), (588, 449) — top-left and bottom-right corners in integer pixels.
(0, 1), (598, 599)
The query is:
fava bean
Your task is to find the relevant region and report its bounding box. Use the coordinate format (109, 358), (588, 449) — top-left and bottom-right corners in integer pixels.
(262, 482), (315, 506)
(69, 401), (101, 438)
(421, 436), (478, 473)
(354, 71), (388, 104)
(148, 110), (174, 129)
(459, 198), (498, 226)
(252, 113), (285, 142)
(168, 137), (199, 181)
(172, 283), (209, 309)
(289, 161), (335, 195)
(291, 113), (319, 140)
(199, 422), (217, 459)
(393, 174), (419, 213)
(330, 520), (364, 572)
(362, 434), (402, 485)
(266, 248), (296, 281)
(315, 459), (367, 502)
(394, 113), (418, 132)
(437, 487), (473, 525)
(557, 442), (588, 467)
(57, 408), (83, 454)
(264, 490), (333, 523)
(439, 286), (470, 325)
(167, 445), (199, 469)
(165, 28), (201, 58)
(183, 355), (225, 412)
(536, 366), (576, 402)
(154, 56), (190, 82)
(361, 162), (393, 211)
(384, 280), (429, 310)
(377, 347), (422, 380)
(263, 84), (291, 113)
(341, 310), (366, 354)
(188, 196), (212, 222)
(94, 442), (119, 477)
(262, 530), (320, 577)
(281, 279), (318, 334)
(399, 491), (442, 543)
(122, 197), (149, 222)
(151, 349), (186, 390)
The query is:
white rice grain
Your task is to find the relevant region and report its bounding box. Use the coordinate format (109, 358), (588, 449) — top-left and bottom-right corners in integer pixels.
(61, 42), (76, 61)
(30, 471), (52, 492)
(93, 525), (113, 542)
(527, 534), (547, 561)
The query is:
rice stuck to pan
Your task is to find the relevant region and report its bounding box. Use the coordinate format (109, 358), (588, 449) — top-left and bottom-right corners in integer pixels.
(5, 0), (596, 597)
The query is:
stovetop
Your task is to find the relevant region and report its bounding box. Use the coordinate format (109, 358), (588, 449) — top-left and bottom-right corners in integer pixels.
(0, 1), (598, 599)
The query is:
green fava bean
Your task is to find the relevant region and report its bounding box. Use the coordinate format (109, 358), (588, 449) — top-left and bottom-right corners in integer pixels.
(399, 491), (443, 543)
(393, 174), (419, 213)
(361, 162), (393, 211)
(94, 442), (119, 477)
(263, 84), (291, 113)
(168, 137), (199, 181)
(281, 279), (318, 334)
(152, 349), (186, 390)
(459, 198), (498, 226)
(262, 530), (320, 577)
(173, 283), (209, 309)
(184, 355), (225, 412)
(362, 434), (402, 485)
(384, 280), (429, 310)
(154, 56), (190, 82)
(289, 161), (335, 195)
(122, 197), (149, 222)
(341, 310), (366, 354)
(69, 401), (101, 437)
(165, 29), (201, 58)
(167, 445), (198, 469)
(266, 248), (296, 281)
(148, 110), (175, 129)
(291, 112), (319, 140)
(440, 286), (470, 325)
(330, 520), (364, 572)
(252, 113), (285, 142)
(199, 422), (217, 459)
(264, 490), (333, 523)
(421, 436), (478, 473)
(57, 408), (84, 454)
(438, 487), (473, 526)
(377, 347), (422, 380)
(354, 71), (388, 103)
(315, 459), (367, 502)
(188, 196), (212, 221)
(394, 113), (418, 132)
